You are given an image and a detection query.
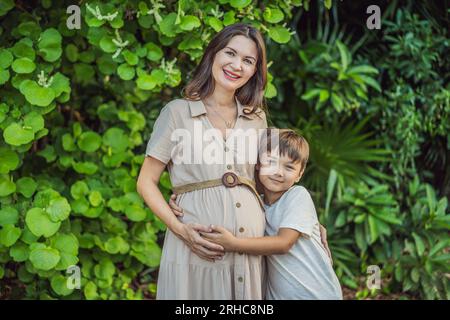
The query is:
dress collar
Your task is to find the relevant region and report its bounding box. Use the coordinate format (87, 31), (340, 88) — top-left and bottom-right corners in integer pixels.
(187, 96), (263, 120)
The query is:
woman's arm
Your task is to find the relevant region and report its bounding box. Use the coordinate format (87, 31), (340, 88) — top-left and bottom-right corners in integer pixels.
(136, 156), (224, 262)
(201, 225), (300, 255)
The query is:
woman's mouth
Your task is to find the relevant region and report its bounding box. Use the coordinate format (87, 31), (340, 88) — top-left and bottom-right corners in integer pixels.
(223, 69), (241, 81)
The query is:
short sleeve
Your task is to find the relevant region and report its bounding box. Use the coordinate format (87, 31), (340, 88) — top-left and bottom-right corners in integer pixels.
(279, 186), (318, 237)
(145, 103), (176, 164)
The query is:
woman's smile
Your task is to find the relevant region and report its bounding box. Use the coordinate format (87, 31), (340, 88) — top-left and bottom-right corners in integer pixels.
(223, 68), (241, 81)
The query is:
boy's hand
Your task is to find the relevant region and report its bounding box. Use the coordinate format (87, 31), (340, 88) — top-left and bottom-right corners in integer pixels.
(200, 225), (237, 252)
(168, 194), (184, 217)
(319, 224), (333, 265)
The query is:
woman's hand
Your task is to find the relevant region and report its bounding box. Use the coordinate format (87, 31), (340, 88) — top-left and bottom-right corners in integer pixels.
(319, 224), (333, 265)
(175, 222), (225, 263)
(200, 225), (238, 252)
(169, 194), (184, 217)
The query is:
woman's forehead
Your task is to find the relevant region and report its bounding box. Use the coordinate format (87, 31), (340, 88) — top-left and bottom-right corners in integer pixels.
(225, 35), (258, 59)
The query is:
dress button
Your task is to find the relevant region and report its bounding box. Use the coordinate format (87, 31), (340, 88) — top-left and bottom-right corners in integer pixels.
(239, 227), (245, 233)
(227, 164), (232, 170)
(238, 276), (243, 282)
(224, 146), (229, 152)
(235, 202), (241, 208)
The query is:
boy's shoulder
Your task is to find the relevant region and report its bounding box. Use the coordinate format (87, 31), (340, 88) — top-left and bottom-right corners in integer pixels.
(282, 185), (312, 202)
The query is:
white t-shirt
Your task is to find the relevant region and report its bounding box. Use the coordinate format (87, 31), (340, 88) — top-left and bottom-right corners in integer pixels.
(263, 185), (343, 300)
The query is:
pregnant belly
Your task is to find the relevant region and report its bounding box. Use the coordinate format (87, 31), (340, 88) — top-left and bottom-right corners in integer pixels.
(176, 185), (265, 237)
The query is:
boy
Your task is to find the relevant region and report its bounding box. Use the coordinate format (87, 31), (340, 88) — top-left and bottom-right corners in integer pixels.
(202, 129), (343, 300)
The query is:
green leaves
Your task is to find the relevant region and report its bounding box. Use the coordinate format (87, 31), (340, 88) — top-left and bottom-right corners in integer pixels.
(230, 0), (252, 9)
(136, 73), (157, 90)
(26, 208), (61, 238)
(263, 7), (284, 24)
(16, 177), (37, 198)
(20, 80), (55, 107)
(268, 26), (291, 44)
(125, 205), (147, 222)
(47, 197), (71, 222)
(38, 28), (62, 62)
(0, 174), (16, 196)
(29, 243), (60, 271)
(159, 13), (178, 37)
(103, 128), (129, 153)
(77, 131), (102, 153)
(0, 49), (13, 69)
(0, 0), (14, 17)
(0, 0), (321, 301)
(117, 63), (135, 80)
(3, 111), (45, 147)
(3, 122), (34, 146)
(0, 207), (19, 226)
(0, 224), (22, 247)
(12, 57), (36, 74)
(0, 147), (19, 174)
(180, 15), (201, 31)
(145, 42), (163, 62)
(51, 274), (73, 296)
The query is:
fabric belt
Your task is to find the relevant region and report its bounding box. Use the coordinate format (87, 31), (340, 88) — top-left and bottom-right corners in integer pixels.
(171, 172), (265, 210)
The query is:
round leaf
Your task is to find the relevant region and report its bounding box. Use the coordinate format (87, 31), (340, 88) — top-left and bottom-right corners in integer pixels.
(0, 224), (22, 247)
(3, 122), (34, 146)
(180, 15), (201, 31)
(29, 245), (60, 271)
(12, 57), (36, 74)
(268, 26), (291, 44)
(117, 64), (135, 80)
(0, 175), (16, 196)
(38, 28), (62, 62)
(0, 147), (19, 174)
(25, 207), (61, 238)
(46, 197), (71, 222)
(16, 177), (37, 198)
(0, 206), (19, 226)
(77, 131), (102, 153)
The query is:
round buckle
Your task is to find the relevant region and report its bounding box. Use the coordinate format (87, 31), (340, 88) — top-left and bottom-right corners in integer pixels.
(222, 172), (239, 187)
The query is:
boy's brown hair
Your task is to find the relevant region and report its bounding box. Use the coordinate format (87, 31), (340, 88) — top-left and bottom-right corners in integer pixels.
(259, 128), (310, 171)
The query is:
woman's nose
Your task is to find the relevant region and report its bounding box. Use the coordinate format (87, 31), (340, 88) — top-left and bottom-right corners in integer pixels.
(231, 58), (243, 71)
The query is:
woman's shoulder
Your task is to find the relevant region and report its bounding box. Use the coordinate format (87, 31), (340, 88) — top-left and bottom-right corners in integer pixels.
(158, 98), (191, 120)
(162, 98), (190, 111)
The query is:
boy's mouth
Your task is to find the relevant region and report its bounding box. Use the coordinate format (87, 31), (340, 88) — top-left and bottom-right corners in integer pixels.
(268, 177), (283, 183)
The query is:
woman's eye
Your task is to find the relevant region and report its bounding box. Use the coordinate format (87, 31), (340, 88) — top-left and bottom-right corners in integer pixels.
(226, 51), (235, 56)
(244, 59), (253, 65)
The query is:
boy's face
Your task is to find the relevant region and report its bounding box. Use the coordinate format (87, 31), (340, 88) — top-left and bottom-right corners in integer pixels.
(257, 151), (304, 193)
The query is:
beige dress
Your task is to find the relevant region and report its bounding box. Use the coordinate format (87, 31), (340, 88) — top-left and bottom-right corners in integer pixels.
(145, 97), (268, 299)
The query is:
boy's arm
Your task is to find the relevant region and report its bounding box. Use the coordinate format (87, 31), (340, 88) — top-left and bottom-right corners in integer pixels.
(202, 226), (301, 255)
(235, 228), (301, 255)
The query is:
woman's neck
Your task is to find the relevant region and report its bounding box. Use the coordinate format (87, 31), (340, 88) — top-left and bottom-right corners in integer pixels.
(204, 87), (236, 109)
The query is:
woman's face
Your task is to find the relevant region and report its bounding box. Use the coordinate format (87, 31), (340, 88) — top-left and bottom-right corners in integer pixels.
(211, 35), (258, 92)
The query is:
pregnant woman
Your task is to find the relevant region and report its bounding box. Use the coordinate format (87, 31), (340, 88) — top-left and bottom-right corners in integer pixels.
(136, 23), (269, 299)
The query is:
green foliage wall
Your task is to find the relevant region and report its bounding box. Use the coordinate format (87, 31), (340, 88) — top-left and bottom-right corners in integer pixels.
(0, 0), (321, 299)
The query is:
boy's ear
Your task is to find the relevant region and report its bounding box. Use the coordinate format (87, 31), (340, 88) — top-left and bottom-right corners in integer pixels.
(295, 166), (305, 183)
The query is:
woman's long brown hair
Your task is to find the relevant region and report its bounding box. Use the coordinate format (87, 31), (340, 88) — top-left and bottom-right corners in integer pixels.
(182, 23), (267, 113)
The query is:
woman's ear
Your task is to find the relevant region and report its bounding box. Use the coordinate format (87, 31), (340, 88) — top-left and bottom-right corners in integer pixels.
(255, 163), (260, 171)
